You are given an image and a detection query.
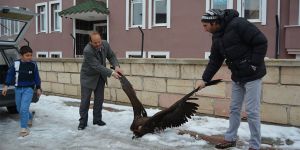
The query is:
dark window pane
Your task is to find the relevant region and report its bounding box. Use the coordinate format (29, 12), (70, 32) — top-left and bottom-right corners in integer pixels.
(155, 0), (167, 24)
(244, 0), (260, 19)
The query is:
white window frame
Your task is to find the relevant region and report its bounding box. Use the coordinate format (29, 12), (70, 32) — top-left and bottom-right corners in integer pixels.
(237, 0), (267, 25)
(13, 21), (20, 35)
(10, 20), (19, 35)
(49, 0), (62, 33)
(35, 2), (48, 34)
(36, 52), (49, 58)
(205, 51), (211, 59)
(2, 19), (9, 36)
(126, 51), (146, 58)
(147, 51), (170, 58)
(151, 0), (171, 28)
(205, 0), (233, 11)
(126, 0), (146, 30)
(299, 0), (300, 25)
(49, 51), (62, 58)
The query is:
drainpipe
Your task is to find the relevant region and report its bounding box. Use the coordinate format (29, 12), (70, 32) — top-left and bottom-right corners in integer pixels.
(275, 15), (280, 59)
(24, 38), (29, 47)
(138, 26), (144, 58)
(70, 34), (76, 58)
(275, 0), (281, 59)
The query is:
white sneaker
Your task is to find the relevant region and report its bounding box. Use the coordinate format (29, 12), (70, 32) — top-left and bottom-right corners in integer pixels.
(19, 128), (29, 137)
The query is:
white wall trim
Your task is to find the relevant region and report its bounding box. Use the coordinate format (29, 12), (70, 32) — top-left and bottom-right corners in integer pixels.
(126, 51), (147, 58)
(125, 0), (129, 30)
(148, 0), (152, 29)
(261, 0), (267, 25)
(35, 2), (48, 34)
(36, 51), (49, 58)
(205, 0), (210, 12)
(298, 0), (300, 25)
(147, 51), (170, 58)
(106, 0), (110, 42)
(142, 0), (146, 29)
(167, 0), (171, 28)
(237, 0), (242, 16)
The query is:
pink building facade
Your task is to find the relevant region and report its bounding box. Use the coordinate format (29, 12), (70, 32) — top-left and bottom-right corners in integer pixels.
(0, 0), (300, 59)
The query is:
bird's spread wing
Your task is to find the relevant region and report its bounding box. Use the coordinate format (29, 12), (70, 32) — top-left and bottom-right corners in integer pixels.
(144, 79), (222, 130)
(118, 73), (147, 117)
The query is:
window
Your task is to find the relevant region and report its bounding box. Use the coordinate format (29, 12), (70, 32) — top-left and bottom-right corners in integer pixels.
(244, 0), (260, 20)
(0, 19), (9, 36)
(154, 0), (167, 25)
(148, 0), (171, 29)
(299, 0), (300, 25)
(35, 2), (48, 33)
(126, 0), (146, 30)
(131, 0), (144, 27)
(147, 51), (169, 58)
(49, 1), (62, 32)
(206, 0), (233, 10)
(10, 21), (19, 35)
(37, 52), (49, 58)
(237, 0), (267, 25)
(49, 51), (62, 58)
(126, 51), (146, 58)
(0, 19), (26, 41)
(3, 48), (20, 64)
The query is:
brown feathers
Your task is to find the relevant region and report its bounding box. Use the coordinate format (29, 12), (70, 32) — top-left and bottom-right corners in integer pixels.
(119, 73), (221, 138)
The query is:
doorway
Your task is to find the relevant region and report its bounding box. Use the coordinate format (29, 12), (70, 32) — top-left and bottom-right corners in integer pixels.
(94, 23), (107, 40)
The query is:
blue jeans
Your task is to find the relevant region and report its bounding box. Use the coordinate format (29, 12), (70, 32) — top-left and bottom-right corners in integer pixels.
(224, 79), (262, 149)
(15, 87), (33, 128)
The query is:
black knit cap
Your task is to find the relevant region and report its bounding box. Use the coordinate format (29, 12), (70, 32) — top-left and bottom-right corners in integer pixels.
(201, 9), (224, 23)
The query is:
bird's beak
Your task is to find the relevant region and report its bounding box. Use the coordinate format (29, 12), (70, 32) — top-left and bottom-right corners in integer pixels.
(132, 135), (136, 140)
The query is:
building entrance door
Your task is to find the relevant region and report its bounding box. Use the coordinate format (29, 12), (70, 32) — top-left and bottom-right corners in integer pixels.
(94, 23), (107, 40)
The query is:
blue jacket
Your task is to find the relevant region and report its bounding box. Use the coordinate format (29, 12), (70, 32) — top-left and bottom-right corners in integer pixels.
(5, 59), (41, 89)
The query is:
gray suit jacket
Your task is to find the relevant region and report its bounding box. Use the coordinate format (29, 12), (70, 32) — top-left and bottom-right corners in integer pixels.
(80, 41), (119, 89)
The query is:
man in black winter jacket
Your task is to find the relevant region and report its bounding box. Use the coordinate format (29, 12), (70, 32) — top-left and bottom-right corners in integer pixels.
(196, 9), (267, 150)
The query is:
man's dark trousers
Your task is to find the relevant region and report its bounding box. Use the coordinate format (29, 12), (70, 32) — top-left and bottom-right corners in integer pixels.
(79, 77), (105, 125)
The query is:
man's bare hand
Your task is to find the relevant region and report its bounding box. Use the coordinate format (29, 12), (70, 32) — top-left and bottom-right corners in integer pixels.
(2, 85), (8, 96)
(37, 89), (42, 97)
(115, 66), (123, 75)
(112, 71), (121, 79)
(195, 80), (206, 89)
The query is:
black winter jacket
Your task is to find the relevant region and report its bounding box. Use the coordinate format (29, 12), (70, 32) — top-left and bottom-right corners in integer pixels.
(202, 9), (268, 83)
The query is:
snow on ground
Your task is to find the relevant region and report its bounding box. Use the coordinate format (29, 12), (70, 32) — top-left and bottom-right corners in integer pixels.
(0, 95), (300, 150)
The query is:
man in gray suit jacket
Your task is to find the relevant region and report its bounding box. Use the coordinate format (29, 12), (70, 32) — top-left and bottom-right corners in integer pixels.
(78, 32), (123, 130)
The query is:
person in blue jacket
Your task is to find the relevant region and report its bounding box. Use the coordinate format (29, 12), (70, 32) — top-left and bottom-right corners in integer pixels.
(2, 46), (42, 137)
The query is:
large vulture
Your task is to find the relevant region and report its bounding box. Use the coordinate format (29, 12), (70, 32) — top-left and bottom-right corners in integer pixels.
(118, 73), (221, 138)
